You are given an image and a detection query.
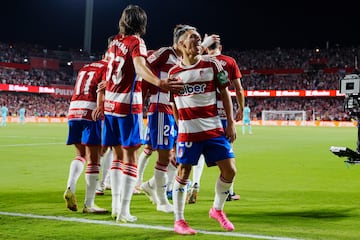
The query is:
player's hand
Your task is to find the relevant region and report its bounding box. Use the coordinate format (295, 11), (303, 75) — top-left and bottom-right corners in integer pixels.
(234, 109), (243, 122)
(225, 121), (237, 143)
(159, 78), (184, 93)
(96, 80), (107, 93)
(91, 107), (104, 121)
(201, 34), (220, 49)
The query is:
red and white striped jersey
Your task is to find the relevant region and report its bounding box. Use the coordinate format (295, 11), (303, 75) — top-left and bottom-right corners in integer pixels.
(212, 53), (242, 119)
(68, 60), (107, 121)
(169, 56), (231, 142)
(104, 34), (147, 116)
(145, 47), (181, 114)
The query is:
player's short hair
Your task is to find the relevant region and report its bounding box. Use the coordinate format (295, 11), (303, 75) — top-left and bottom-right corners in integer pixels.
(102, 35), (116, 58)
(207, 35), (221, 50)
(173, 24), (196, 44)
(207, 41), (220, 50)
(118, 4), (147, 36)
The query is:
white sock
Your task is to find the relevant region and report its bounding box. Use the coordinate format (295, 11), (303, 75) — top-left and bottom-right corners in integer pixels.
(136, 150), (151, 186)
(84, 164), (100, 207)
(166, 161), (177, 192)
(100, 149), (112, 186)
(213, 176), (232, 210)
(110, 160), (123, 212)
(192, 154), (205, 189)
(153, 163), (168, 205)
(66, 156), (86, 193)
(120, 163), (137, 217)
(173, 176), (189, 221)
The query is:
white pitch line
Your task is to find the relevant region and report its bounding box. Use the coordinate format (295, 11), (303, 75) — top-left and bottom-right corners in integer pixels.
(0, 135), (61, 139)
(0, 142), (64, 147)
(0, 211), (302, 240)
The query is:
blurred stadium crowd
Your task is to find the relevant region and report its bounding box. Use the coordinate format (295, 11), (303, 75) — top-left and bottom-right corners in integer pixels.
(1, 41), (359, 121)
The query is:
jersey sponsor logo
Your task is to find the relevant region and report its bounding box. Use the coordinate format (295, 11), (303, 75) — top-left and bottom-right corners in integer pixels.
(68, 109), (88, 117)
(89, 62), (105, 68)
(104, 102), (115, 111)
(179, 83), (206, 95)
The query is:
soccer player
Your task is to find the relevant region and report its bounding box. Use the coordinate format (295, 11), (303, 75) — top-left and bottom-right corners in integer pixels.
(169, 25), (237, 235)
(19, 105), (26, 124)
(101, 4), (183, 223)
(137, 26), (187, 213)
(243, 103), (252, 134)
(0, 104), (9, 127)
(188, 39), (244, 203)
(95, 36), (116, 196)
(63, 57), (108, 214)
(137, 28), (220, 208)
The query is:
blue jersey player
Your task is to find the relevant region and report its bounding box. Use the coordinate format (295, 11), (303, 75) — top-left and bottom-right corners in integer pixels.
(1, 105), (9, 127)
(242, 104), (252, 134)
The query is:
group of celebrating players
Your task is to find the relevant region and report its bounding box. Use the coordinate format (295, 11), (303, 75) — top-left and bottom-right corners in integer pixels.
(63, 4), (245, 235)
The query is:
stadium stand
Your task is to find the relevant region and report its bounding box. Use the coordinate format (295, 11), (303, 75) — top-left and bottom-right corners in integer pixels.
(1, 41), (359, 120)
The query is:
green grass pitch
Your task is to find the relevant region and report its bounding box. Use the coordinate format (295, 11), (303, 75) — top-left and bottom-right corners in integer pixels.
(0, 123), (360, 239)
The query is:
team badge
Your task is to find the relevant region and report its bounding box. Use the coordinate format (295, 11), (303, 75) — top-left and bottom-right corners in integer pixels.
(217, 70), (229, 85)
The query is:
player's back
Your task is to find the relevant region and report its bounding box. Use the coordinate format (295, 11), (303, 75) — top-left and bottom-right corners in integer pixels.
(68, 60), (107, 121)
(104, 34), (146, 115)
(71, 60), (107, 103)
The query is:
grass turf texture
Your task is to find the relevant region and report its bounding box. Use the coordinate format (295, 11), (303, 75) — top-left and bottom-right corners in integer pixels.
(0, 123), (360, 239)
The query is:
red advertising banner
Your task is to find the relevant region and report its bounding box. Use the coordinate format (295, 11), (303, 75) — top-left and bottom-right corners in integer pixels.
(0, 62), (31, 70)
(240, 67), (355, 75)
(0, 83), (73, 97)
(0, 83), (344, 98)
(244, 89), (344, 97)
(51, 85), (74, 97)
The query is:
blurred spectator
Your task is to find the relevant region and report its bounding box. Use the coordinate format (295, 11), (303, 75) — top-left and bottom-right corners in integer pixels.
(0, 92), (69, 117)
(1, 40), (359, 121)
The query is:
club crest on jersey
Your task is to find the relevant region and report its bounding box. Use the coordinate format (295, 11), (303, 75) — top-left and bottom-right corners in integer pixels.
(217, 70), (229, 85)
(179, 83), (206, 95)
